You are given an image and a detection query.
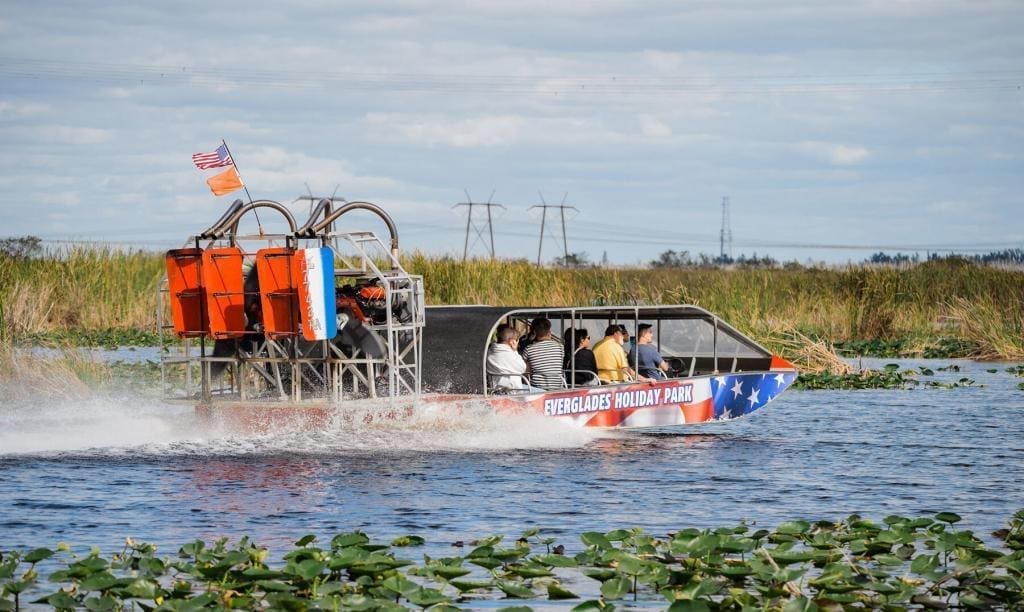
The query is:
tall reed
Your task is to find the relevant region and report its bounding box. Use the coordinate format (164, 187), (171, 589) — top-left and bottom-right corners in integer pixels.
(0, 246), (162, 337)
(2, 249), (1022, 360)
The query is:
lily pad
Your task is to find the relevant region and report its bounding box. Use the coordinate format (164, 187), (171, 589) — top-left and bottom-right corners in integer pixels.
(497, 580), (536, 599)
(532, 554), (578, 568)
(390, 535), (425, 547)
(548, 583), (579, 600)
(934, 512), (962, 525)
(600, 575), (632, 600)
(581, 532), (613, 550)
(449, 580), (494, 593)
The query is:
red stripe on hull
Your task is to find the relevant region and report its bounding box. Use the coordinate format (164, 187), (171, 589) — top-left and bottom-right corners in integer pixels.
(585, 408), (638, 427)
(681, 398), (714, 423)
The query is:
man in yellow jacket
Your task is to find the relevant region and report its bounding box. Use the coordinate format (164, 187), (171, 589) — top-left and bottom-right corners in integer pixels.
(593, 324), (636, 383)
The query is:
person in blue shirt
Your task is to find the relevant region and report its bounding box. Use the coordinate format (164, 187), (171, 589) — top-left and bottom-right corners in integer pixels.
(627, 323), (670, 380)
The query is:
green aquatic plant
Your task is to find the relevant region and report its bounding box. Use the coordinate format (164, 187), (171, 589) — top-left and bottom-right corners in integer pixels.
(25, 328), (165, 349)
(793, 360), (995, 391)
(792, 368), (917, 390)
(925, 377), (979, 389)
(2, 511), (1023, 610)
(833, 338), (907, 358)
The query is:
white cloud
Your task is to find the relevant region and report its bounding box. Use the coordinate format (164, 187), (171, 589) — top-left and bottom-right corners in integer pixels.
(639, 114), (673, 138)
(35, 125), (112, 145)
(219, 120), (273, 137)
(926, 199), (972, 215)
(364, 113), (527, 148)
(0, 100), (49, 118)
(828, 144), (869, 165)
(98, 87), (139, 100)
(244, 146), (403, 195)
(36, 191), (81, 207)
(362, 112), (710, 149)
(798, 141), (869, 166)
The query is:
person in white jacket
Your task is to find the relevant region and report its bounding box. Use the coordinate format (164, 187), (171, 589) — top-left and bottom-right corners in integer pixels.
(486, 326), (532, 392)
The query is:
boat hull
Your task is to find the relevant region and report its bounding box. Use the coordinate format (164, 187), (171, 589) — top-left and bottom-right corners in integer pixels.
(192, 373), (797, 432)
(487, 370), (797, 428)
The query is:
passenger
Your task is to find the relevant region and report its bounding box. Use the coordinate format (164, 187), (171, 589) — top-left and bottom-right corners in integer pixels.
(562, 327), (579, 368)
(563, 328), (599, 386)
(517, 320), (535, 356)
(593, 324), (636, 383)
(620, 324), (635, 354)
(486, 327), (530, 392)
(628, 323), (670, 380)
(493, 323), (510, 344)
(522, 317), (565, 390)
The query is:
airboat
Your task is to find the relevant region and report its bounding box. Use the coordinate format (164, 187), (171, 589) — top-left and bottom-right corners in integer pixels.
(159, 198), (797, 429)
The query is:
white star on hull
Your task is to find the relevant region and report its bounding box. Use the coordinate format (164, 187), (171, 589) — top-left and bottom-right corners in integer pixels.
(730, 378), (744, 398)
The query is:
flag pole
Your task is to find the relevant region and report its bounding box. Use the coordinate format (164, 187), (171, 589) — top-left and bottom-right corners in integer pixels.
(219, 139), (263, 233)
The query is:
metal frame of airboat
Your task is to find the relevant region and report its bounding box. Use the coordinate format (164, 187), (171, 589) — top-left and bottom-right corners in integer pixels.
(158, 198), (425, 406)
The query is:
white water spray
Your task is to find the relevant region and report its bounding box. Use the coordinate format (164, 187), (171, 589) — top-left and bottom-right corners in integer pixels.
(0, 391), (602, 457)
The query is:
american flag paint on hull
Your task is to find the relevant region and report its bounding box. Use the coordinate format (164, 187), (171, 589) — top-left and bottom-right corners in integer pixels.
(486, 368), (797, 429)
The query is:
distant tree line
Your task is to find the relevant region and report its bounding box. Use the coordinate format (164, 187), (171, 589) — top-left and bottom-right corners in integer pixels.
(0, 236), (42, 260)
(867, 249), (1024, 266)
(650, 248), (1024, 269)
(649, 250), (782, 269)
(3, 235), (1022, 268)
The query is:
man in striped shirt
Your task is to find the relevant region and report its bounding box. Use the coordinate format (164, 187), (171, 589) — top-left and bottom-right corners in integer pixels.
(522, 317), (565, 390)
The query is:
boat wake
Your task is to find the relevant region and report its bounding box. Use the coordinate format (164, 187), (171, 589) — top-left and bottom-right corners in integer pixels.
(0, 391), (604, 457)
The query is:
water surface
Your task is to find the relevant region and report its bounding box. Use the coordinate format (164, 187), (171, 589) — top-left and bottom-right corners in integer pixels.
(1, 359), (1021, 558)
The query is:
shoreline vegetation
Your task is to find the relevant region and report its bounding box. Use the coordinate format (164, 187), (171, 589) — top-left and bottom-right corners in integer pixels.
(2, 247), (1023, 390)
(2, 510), (1022, 610)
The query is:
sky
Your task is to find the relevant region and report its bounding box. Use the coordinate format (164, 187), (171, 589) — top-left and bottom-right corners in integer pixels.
(1, 1), (1022, 265)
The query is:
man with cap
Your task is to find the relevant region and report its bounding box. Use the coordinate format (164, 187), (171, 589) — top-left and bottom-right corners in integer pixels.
(592, 324), (636, 383)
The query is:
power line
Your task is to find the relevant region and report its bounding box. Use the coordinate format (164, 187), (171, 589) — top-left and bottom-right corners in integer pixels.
(9, 205), (1020, 257)
(2, 57), (1020, 97)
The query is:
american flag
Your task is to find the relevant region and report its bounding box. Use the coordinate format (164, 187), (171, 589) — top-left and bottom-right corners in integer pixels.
(192, 143), (233, 170)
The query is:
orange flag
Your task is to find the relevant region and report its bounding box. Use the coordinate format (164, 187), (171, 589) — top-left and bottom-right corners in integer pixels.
(205, 166), (244, 196)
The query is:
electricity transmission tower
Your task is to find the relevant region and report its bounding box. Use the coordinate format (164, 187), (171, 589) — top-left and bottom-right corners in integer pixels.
(295, 185), (343, 232)
(452, 190), (505, 260)
(719, 196), (733, 261)
(529, 192), (578, 266)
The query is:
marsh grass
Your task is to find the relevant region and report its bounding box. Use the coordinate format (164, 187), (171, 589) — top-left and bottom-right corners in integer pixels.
(944, 296), (1024, 360)
(0, 342), (107, 400)
(404, 255), (1024, 361)
(2, 249), (1022, 361)
(0, 245), (162, 339)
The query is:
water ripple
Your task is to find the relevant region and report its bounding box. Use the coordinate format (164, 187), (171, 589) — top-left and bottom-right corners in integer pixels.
(0, 359), (1022, 553)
